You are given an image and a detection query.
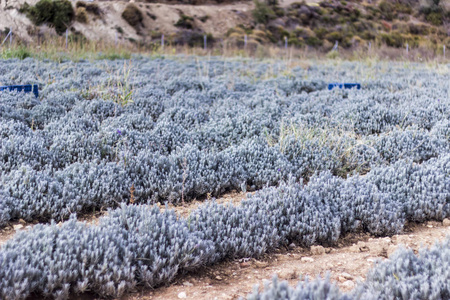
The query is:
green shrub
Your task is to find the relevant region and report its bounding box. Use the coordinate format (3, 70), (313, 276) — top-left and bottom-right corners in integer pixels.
(380, 32), (404, 48)
(147, 12), (157, 20)
(122, 4), (143, 28)
(426, 12), (443, 25)
(68, 31), (87, 44)
(326, 50), (339, 59)
(349, 8), (361, 21)
(19, 2), (31, 14)
(325, 31), (344, 42)
(273, 6), (285, 17)
(52, 0), (75, 34)
(313, 27), (328, 39)
(360, 30), (376, 40)
(354, 20), (375, 32)
(287, 36), (303, 47)
(175, 14), (195, 29)
(419, 0), (448, 26)
(341, 35), (353, 48)
(115, 26), (124, 34)
(97, 51), (131, 60)
(394, 3), (412, 14)
(398, 14), (410, 21)
(75, 1), (85, 8)
(174, 30), (214, 47)
(199, 15), (209, 22)
(76, 0), (100, 15)
(436, 26), (448, 38)
(85, 2), (101, 15)
(76, 7), (88, 23)
(408, 23), (429, 35)
(305, 36), (322, 47)
(392, 21), (409, 33)
(26, 0), (74, 35)
(266, 24), (289, 41)
(252, 0), (276, 24)
(300, 13), (313, 25)
(378, 1), (395, 21)
(294, 27), (315, 39)
(1, 46), (33, 60)
(28, 0), (54, 25)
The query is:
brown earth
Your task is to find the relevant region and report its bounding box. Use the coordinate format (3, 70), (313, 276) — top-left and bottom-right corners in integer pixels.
(122, 220), (450, 300)
(0, 191), (245, 247)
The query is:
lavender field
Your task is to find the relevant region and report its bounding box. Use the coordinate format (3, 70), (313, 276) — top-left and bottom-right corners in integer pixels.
(0, 57), (449, 299)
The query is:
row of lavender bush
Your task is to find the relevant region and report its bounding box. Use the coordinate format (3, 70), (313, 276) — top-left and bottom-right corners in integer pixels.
(1, 58), (448, 226)
(248, 236), (450, 300)
(1, 153), (448, 299)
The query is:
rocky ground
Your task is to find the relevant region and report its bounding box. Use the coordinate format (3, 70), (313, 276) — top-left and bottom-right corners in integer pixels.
(124, 220), (449, 300)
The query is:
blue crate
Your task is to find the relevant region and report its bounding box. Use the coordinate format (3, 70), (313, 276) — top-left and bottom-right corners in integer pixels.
(328, 83), (361, 90)
(0, 84), (39, 98)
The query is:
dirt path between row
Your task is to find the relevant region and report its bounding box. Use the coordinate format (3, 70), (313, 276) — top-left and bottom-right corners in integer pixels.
(2, 192), (449, 300)
(120, 221), (449, 300)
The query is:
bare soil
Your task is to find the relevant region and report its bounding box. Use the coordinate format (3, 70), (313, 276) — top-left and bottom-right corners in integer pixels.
(0, 221), (25, 246)
(121, 221), (450, 300)
(162, 190), (248, 218)
(0, 212), (104, 247)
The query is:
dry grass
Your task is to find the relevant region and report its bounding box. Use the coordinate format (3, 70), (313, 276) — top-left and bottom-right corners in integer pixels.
(1, 33), (449, 63)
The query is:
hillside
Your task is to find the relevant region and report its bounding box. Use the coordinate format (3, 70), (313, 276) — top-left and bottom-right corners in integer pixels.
(0, 0), (449, 54)
(0, 0), (253, 44)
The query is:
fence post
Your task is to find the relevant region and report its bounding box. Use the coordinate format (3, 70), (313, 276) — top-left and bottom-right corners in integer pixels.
(9, 30), (12, 47)
(65, 29), (68, 49)
(406, 43), (409, 56)
(244, 34), (247, 50)
(161, 34), (164, 51)
(1, 30), (12, 47)
(332, 41), (338, 51)
(284, 36), (288, 57)
(444, 45), (446, 59)
(204, 34), (207, 51)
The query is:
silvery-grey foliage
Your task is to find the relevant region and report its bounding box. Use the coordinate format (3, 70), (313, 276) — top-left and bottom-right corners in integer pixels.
(1, 58), (449, 226)
(247, 237), (450, 300)
(246, 275), (350, 300)
(0, 204), (212, 300)
(0, 154), (448, 299)
(0, 156), (450, 299)
(189, 201), (279, 262)
(354, 237), (450, 300)
(0, 57), (449, 299)
(373, 127), (446, 163)
(366, 155), (450, 222)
